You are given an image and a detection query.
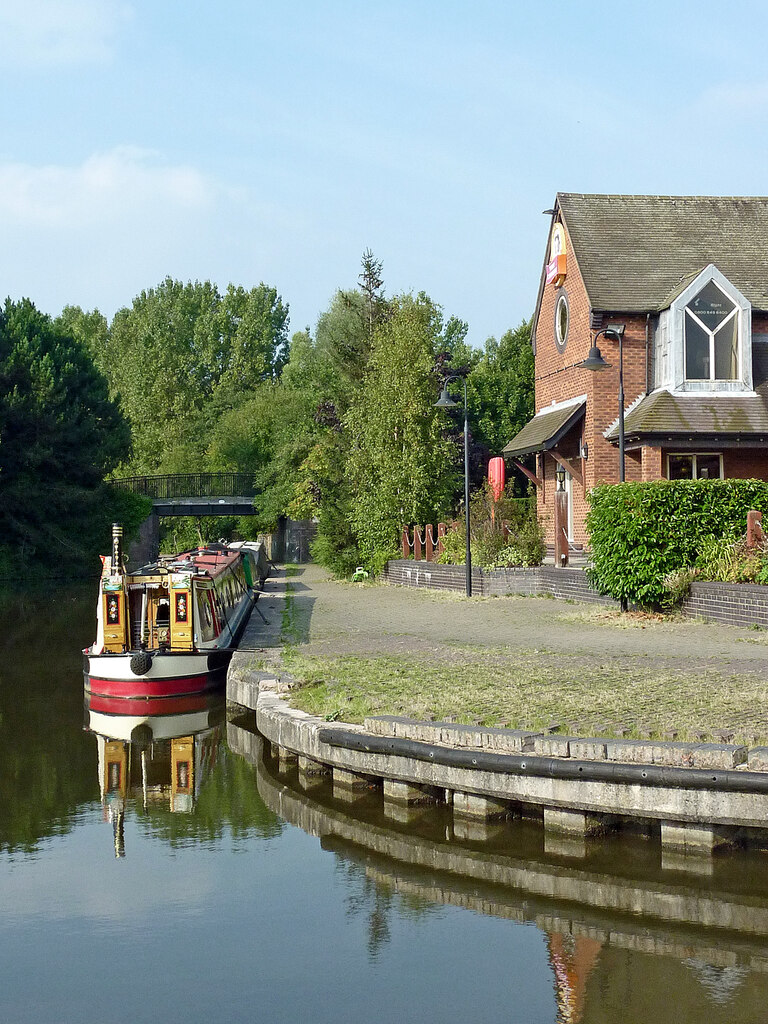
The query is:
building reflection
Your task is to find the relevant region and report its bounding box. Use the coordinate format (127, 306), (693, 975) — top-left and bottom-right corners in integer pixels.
(85, 688), (226, 856)
(547, 930), (603, 1024)
(227, 719), (768, 1024)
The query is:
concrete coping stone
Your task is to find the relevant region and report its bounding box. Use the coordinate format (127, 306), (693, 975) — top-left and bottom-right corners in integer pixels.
(363, 715), (541, 753)
(362, 716), (749, 769)
(604, 738), (747, 769)
(748, 747), (768, 772)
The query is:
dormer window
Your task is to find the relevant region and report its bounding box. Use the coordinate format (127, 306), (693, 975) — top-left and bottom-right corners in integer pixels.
(684, 280), (739, 380)
(654, 264), (753, 393)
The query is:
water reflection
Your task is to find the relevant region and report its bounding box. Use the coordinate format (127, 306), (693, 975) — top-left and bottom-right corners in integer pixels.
(228, 718), (768, 1023)
(85, 689), (227, 854)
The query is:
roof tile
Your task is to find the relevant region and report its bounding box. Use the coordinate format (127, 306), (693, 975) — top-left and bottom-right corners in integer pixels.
(557, 194), (768, 311)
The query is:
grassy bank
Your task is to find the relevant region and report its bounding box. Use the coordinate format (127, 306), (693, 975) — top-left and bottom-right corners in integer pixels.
(272, 567), (768, 746)
(281, 644), (768, 746)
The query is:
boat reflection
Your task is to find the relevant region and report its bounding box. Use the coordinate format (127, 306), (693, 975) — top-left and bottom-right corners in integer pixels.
(228, 719), (768, 1023)
(85, 688), (226, 856)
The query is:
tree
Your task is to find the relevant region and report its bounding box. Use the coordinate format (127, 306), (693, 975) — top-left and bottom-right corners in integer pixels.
(467, 319), (534, 458)
(346, 293), (457, 570)
(104, 277), (289, 473)
(0, 298), (131, 574)
(54, 305), (109, 368)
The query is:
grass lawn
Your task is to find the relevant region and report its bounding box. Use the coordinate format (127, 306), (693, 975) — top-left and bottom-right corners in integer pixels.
(281, 646), (768, 745)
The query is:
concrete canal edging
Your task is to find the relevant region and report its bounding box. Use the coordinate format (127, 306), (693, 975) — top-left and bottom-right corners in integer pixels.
(228, 670), (768, 859)
(228, 720), (768, 966)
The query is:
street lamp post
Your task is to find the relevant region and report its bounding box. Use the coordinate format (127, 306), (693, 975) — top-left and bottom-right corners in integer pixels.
(577, 324), (626, 482)
(435, 376), (472, 597)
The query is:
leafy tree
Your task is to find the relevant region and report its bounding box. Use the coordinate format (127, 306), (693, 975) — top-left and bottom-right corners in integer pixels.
(104, 277), (288, 473)
(467, 319), (534, 458)
(54, 305), (109, 368)
(0, 298), (131, 576)
(346, 293), (456, 571)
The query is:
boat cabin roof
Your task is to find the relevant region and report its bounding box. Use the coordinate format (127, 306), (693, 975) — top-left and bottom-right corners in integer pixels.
(127, 546), (243, 582)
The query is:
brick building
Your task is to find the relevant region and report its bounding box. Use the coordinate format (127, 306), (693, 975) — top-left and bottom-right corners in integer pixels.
(504, 194), (768, 556)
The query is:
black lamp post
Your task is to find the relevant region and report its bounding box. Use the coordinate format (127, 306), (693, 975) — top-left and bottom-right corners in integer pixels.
(577, 324), (626, 482)
(435, 376), (471, 597)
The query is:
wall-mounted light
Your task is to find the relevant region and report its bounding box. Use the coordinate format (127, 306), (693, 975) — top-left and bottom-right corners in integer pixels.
(580, 442), (589, 461)
(555, 464), (566, 490)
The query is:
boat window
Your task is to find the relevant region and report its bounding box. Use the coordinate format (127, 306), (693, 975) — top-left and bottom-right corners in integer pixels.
(156, 600), (170, 625)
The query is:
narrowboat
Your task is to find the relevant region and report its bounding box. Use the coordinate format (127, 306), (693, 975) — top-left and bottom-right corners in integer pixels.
(83, 524), (267, 700)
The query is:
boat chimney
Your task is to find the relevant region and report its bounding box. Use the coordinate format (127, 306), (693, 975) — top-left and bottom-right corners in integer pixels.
(112, 522), (123, 571)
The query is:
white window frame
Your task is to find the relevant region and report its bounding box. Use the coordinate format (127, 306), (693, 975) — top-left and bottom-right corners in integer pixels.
(683, 280), (740, 382)
(663, 264), (753, 393)
(666, 452), (724, 480)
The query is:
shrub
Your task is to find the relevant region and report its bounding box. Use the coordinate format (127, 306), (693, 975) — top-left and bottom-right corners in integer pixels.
(437, 482), (544, 569)
(695, 535), (767, 583)
(587, 479), (768, 607)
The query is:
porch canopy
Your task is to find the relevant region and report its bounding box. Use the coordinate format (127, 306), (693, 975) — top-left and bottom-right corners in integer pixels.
(503, 398), (585, 458)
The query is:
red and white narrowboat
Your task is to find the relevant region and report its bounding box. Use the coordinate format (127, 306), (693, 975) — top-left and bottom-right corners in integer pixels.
(83, 524), (267, 700)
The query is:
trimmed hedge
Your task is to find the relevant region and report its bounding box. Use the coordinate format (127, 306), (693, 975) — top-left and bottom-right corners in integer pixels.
(586, 479), (768, 607)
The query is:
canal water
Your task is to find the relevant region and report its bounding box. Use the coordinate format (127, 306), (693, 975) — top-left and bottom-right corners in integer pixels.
(4, 587), (768, 1023)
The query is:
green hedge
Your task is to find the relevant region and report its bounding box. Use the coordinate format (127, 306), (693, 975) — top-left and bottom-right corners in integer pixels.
(586, 479), (768, 607)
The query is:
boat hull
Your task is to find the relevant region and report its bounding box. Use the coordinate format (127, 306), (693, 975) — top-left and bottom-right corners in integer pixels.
(83, 650), (231, 699)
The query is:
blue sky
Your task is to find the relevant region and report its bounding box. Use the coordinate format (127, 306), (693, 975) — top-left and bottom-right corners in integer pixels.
(2, 0), (768, 347)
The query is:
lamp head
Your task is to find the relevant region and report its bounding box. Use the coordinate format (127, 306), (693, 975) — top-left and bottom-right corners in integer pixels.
(577, 345), (611, 372)
(604, 323), (626, 341)
(435, 387), (459, 409)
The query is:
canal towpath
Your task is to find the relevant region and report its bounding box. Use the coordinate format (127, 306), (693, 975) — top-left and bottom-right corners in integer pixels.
(231, 564), (768, 743)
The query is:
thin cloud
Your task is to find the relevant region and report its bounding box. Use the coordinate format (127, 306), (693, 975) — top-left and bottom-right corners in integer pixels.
(0, 147), (213, 229)
(699, 81), (768, 116)
(0, 0), (132, 67)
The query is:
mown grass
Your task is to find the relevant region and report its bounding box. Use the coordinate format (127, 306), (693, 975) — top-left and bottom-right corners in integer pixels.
(281, 646), (768, 745)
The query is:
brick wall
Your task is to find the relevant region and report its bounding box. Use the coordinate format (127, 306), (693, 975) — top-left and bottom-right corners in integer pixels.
(383, 559), (617, 606)
(641, 446), (663, 481)
(385, 560), (768, 626)
(681, 581), (768, 628)
(723, 450), (768, 480)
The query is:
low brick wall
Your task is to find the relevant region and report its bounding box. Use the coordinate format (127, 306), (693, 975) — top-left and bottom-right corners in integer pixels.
(383, 560), (618, 607)
(385, 559), (768, 627)
(681, 581), (768, 629)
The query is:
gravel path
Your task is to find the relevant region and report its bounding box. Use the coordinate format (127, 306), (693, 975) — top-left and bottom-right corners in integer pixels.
(282, 564), (768, 675)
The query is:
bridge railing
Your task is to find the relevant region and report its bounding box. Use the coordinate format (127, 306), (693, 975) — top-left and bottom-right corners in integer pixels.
(111, 472), (257, 499)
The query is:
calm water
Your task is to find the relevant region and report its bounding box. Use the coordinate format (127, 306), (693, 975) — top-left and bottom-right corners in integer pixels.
(4, 588), (768, 1023)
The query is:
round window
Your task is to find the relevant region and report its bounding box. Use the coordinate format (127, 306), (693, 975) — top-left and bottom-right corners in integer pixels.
(554, 291), (569, 352)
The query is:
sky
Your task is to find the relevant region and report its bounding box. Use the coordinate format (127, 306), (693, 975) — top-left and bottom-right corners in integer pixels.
(2, 0), (768, 347)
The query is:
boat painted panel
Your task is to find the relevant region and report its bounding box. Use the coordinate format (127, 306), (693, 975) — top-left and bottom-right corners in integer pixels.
(84, 672), (221, 699)
(86, 691), (219, 717)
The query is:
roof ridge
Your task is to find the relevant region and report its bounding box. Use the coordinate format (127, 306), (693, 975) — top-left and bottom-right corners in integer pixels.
(557, 193), (768, 201)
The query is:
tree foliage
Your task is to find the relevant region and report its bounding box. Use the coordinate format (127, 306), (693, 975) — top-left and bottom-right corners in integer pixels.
(103, 277), (288, 473)
(0, 299), (131, 576)
(346, 293), (456, 571)
(467, 319), (534, 458)
(0, 256), (537, 577)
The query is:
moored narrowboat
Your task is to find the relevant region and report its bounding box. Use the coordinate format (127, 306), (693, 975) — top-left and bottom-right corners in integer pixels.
(83, 524), (267, 699)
